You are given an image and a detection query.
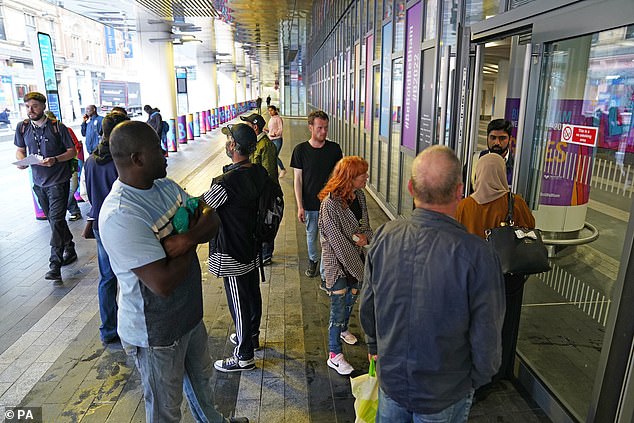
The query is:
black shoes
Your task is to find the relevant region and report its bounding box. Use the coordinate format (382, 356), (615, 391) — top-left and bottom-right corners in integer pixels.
(44, 267), (62, 281)
(62, 249), (77, 266)
(228, 418), (249, 423)
(305, 260), (319, 277)
(69, 213), (82, 221)
(261, 256), (272, 266)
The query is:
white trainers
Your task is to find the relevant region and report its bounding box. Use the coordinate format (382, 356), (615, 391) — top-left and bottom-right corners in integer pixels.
(327, 353), (354, 375)
(340, 331), (358, 345)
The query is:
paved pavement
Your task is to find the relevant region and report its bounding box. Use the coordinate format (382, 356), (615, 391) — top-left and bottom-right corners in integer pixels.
(0, 115), (550, 422)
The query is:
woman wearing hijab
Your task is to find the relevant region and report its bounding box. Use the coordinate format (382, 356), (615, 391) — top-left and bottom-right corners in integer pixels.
(455, 153), (535, 387)
(81, 111), (130, 345)
(318, 156), (373, 375)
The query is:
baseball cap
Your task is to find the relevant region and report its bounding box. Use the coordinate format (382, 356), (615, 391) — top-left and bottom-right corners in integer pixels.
(221, 123), (256, 149)
(240, 113), (265, 131)
(24, 92), (47, 103)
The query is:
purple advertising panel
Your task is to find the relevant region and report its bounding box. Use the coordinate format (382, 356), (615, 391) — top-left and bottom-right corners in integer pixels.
(504, 98), (520, 154)
(380, 22), (393, 138)
(177, 115), (187, 144)
(200, 111), (207, 134)
(540, 99), (595, 206)
(354, 43), (360, 125)
(402, 2), (422, 150)
(365, 35), (373, 129)
(346, 49), (351, 122)
(186, 114), (194, 140)
(167, 118), (177, 152)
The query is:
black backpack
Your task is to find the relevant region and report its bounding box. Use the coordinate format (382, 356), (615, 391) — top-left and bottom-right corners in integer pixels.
(255, 177), (284, 244)
(253, 172), (284, 281)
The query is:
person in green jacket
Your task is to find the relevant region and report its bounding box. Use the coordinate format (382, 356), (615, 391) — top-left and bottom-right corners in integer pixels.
(240, 113), (278, 180)
(240, 113), (279, 265)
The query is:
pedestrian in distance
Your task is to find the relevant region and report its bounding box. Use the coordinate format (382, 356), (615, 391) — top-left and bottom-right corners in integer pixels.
(266, 105), (287, 178)
(81, 104), (103, 154)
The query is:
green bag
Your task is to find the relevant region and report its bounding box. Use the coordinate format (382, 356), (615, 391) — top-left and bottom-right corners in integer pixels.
(172, 198), (200, 234)
(351, 358), (379, 423)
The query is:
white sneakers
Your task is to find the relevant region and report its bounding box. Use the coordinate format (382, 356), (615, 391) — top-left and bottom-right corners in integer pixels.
(340, 331), (358, 345)
(327, 353), (354, 375)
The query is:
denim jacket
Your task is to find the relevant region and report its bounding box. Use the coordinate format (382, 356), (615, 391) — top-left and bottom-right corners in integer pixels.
(359, 208), (505, 414)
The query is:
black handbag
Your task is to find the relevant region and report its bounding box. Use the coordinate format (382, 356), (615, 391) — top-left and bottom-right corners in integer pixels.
(485, 192), (551, 275)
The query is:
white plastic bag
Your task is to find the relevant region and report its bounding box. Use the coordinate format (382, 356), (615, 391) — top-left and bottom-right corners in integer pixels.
(351, 358), (378, 423)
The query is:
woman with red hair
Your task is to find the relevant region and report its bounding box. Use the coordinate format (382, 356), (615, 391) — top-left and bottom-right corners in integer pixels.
(318, 156), (373, 375)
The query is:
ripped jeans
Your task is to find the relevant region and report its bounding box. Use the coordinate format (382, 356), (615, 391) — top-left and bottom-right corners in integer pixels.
(328, 276), (360, 354)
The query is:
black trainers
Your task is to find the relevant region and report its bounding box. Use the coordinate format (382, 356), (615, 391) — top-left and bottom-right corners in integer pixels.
(44, 267), (62, 281)
(229, 333), (261, 350)
(305, 260), (319, 277)
(228, 418), (249, 423)
(62, 249), (77, 266)
(262, 256), (272, 266)
(69, 213), (82, 221)
(214, 356), (255, 372)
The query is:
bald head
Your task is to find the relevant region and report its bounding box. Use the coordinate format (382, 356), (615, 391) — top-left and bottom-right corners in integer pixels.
(110, 121), (160, 167)
(410, 145), (462, 206)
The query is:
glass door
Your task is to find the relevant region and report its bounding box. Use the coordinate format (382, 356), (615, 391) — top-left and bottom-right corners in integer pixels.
(520, 24), (634, 422)
(462, 33), (532, 193)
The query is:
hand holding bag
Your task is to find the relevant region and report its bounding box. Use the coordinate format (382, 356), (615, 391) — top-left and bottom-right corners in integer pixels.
(485, 192), (550, 275)
(351, 357), (379, 423)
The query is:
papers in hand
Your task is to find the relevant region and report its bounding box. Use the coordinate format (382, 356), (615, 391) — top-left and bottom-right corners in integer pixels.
(12, 154), (44, 166)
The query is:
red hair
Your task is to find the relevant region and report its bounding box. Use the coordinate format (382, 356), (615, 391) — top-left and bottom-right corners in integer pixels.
(318, 156), (369, 208)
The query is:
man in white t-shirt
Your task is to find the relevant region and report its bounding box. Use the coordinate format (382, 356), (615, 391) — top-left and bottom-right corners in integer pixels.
(99, 121), (248, 423)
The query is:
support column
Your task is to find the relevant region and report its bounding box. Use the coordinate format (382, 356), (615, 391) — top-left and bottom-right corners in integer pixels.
(190, 19), (218, 112)
(137, 30), (177, 120)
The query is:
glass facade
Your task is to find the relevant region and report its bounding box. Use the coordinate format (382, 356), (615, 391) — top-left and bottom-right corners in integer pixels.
(522, 25), (634, 422)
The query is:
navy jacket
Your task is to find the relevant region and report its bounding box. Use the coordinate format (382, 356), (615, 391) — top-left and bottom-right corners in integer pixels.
(359, 208), (505, 414)
(81, 115), (103, 154)
(83, 155), (118, 230)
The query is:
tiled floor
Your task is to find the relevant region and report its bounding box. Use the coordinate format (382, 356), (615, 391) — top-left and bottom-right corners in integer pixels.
(0, 114), (550, 422)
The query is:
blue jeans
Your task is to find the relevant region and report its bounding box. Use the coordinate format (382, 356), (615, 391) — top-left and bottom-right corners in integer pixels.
(33, 182), (74, 268)
(271, 138), (285, 170)
(377, 387), (474, 423)
(93, 228), (118, 342)
(305, 210), (320, 263)
(122, 321), (229, 423)
(328, 277), (359, 354)
(67, 171), (81, 215)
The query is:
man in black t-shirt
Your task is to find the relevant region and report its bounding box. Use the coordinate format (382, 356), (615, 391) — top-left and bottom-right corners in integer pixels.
(290, 110), (343, 278)
(14, 92), (77, 282)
